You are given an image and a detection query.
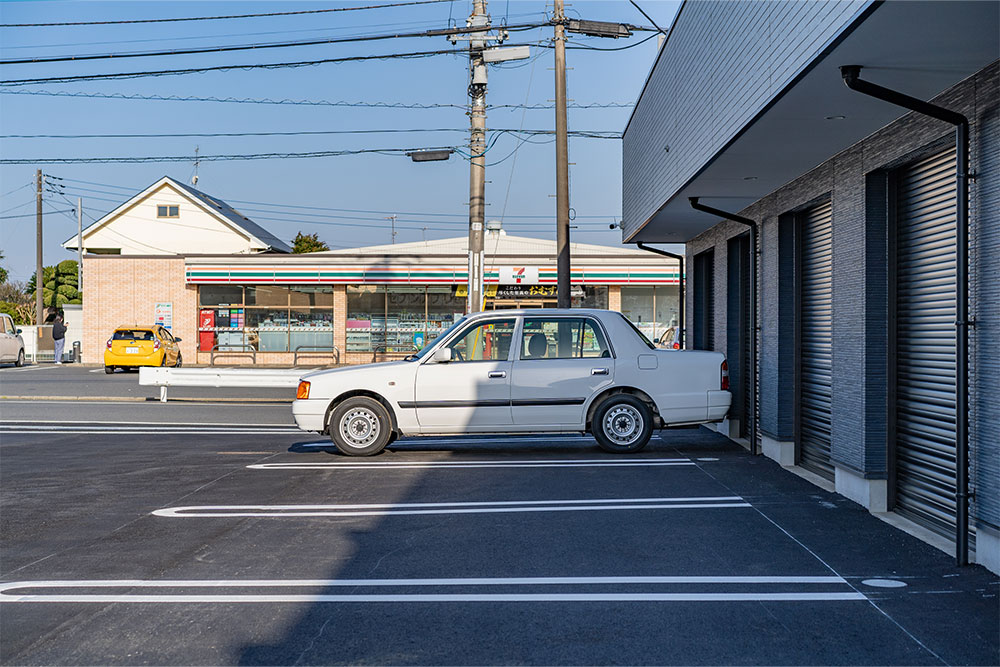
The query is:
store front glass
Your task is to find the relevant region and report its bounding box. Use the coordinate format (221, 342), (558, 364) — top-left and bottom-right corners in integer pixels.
(197, 285), (335, 354)
(620, 285), (679, 344)
(346, 286), (465, 353)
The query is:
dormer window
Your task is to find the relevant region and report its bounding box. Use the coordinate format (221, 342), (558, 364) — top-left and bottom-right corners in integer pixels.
(157, 205), (179, 218)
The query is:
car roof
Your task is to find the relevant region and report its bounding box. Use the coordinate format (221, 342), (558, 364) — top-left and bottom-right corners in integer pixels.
(465, 308), (613, 319)
(114, 325), (158, 330)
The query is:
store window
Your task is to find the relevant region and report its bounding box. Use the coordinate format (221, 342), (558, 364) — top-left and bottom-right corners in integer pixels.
(347, 286), (466, 353)
(197, 285), (335, 354)
(571, 286), (609, 309)
(621, 286), (678, 344)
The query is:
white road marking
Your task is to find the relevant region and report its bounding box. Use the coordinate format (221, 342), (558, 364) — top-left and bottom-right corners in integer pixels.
(14, 420), (296, 427)
(0, 577), (866, 603)
(153, 495), (751, 518)
(247, 458), (695, 470)
(0, 430), (299, 435)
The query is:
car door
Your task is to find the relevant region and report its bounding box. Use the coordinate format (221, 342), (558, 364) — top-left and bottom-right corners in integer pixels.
(0, 316), (13, 361)
(157, 327), (178, 365)
(510, 316), (615, 426)
(413, 317), (516, 431)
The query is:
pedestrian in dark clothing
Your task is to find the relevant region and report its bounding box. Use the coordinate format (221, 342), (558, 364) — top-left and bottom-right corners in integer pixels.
(52, 311), (66, 364)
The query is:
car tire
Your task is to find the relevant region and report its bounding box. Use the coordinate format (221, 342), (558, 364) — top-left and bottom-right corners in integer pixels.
(175, 352), (182, 368)
(592, 393), (653, 454)
(328, 396), (393, 457)
(15, 349), (24, 367)
(105, 366), (114, 374)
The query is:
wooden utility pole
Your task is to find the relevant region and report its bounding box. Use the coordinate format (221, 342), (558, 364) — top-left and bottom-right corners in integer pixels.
(35, 169), (43, 324)
(553, 0), (571, 307)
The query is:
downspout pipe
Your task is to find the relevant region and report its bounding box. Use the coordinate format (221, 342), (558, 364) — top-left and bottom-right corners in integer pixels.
(635, 242), (685, 348)
(688, 197), (758, 455)
(840, 64), (971, 567)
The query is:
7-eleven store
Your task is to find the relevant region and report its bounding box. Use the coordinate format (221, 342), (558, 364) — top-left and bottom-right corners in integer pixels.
(83, 234), (680, 366)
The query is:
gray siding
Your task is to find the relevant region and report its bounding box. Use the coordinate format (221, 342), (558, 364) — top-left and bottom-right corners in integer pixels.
(622, 0), (871, 239)
(682, 61), (999, 530)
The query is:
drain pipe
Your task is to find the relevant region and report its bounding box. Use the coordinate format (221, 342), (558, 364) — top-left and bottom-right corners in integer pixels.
(840, 65), (971, 566)
(635, 243), (685, 348)
(688, 197), (758, 455)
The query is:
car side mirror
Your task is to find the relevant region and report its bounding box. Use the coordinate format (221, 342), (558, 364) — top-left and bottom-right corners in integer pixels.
(173, 337), (183, 342)
(431, 347), (453, 363)
(15, 329), (22, 335)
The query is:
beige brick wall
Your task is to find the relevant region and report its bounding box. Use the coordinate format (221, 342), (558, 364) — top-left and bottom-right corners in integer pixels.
(608, 286), (622, 311)
(83, 256), (196, 365)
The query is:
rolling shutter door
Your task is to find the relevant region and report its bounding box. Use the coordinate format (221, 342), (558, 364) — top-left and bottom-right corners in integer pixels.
(895, 147), (957, 536)
(799, 201), (834, 480)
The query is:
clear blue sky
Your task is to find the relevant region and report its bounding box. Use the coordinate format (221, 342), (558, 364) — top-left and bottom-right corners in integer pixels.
(0, 0), (681, 283)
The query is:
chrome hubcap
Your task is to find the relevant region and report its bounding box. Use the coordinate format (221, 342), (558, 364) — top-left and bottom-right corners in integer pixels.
(604, 405), (643, 446)
(339, 408), (380, 448)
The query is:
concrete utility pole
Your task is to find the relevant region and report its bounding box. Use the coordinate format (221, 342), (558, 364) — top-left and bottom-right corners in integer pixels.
(466, 0), (489, 314)
(77, 197), (83, 293)
(35, 169), (43, 325)
(553, 0), (572, 308)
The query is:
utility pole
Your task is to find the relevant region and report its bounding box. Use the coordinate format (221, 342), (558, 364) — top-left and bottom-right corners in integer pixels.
(35, 169), (43, 325)
(386, 214), (397, 244)
(466, 0), (489, 314)
(77, 197), (83, 293)
(553, 0), (571, 308)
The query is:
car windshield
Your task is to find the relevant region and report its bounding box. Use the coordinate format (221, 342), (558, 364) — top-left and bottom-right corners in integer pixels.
(408, 316), (468, 361)
(617, 313), (656, 350)
(113, 329), (154, 341)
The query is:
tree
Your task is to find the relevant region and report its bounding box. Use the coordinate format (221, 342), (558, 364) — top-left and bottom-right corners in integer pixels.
(25, 260), (81, 307)
(0, 250), (7, 284)
(292, 232), (330, 254)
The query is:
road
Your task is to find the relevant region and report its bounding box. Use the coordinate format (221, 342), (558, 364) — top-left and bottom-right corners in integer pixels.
(1, 369), (998, 665)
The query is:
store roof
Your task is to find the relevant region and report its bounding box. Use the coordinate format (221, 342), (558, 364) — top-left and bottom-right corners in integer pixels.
(319, 233), (662, 259)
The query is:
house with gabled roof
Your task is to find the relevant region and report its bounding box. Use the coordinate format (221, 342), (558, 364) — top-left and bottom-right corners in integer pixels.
(62, 176), (291, 255)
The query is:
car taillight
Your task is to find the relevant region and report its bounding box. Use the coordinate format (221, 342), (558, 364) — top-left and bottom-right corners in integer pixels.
(153, 340), (160, 351)
(106, 339), (113, 349)
(721, 360), (729, 391)
(672, 342), (681, 350)
(296, 381), (311, 400)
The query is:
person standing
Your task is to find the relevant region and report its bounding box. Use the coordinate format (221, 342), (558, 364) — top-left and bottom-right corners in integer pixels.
(51, 311), (66, 364)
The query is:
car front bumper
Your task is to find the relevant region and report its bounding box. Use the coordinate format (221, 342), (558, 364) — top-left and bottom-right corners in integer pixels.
(292, 398), (328, 432)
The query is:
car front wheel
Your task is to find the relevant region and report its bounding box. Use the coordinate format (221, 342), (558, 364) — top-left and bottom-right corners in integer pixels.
(328, 397), (393, 456)
(592, 394), (653, 453)
(15, 349), (24, 367)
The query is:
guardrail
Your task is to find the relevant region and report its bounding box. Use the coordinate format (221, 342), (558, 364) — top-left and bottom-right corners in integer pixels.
(209, 343), (257, 366)
(292, 344), (340, 366)
(139, 367), (303, 402)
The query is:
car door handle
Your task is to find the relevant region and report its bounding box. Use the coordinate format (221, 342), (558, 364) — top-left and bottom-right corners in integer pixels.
(591, 368), (609, 375)
(488, 371), (507, 379)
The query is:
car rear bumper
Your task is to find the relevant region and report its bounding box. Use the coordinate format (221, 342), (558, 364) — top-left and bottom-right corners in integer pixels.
(104, 351), (164, 367)
(292, 398), (328, 432)
(707, 390), (732, 421)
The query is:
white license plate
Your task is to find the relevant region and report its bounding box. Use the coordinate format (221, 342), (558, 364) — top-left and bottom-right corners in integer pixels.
(125, 348), (140, 354)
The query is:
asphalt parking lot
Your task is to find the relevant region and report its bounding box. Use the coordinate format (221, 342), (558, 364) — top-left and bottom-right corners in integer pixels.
(1, 369), (998, 665)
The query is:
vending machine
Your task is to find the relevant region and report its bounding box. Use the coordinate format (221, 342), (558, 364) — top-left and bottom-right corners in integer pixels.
(199, 309), (215, 352)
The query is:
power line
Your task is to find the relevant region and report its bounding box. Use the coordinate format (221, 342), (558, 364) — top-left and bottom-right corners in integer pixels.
(0, 0), (457, 28)
(0, 89), (633, 109)
(1, 128), (621, 139)
(0, 48), (465, 86)
(0, 22), (546, 65)
(0, 147), (454, 164)
(627, 0), (668, 34)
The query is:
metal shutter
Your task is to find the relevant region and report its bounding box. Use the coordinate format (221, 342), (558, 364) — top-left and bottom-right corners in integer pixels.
(895, 147), (957, 536)
(694, 250), (715, 351)
(799, 200), (834, 480)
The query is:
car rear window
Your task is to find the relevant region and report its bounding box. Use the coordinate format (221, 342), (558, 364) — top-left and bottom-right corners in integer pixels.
(113, 330), (155, 341)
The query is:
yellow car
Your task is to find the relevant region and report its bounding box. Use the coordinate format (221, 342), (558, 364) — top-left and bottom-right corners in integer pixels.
(104, 325), (183, 374)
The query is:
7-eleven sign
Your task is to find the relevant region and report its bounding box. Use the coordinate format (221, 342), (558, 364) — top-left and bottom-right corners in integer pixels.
(499, 266), (539, 285)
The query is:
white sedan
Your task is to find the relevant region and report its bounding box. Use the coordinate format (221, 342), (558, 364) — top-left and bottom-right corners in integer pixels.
(293, 309), (731, 456)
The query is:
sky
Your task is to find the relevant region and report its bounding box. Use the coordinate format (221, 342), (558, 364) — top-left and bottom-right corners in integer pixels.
(0, 0), (682, 283)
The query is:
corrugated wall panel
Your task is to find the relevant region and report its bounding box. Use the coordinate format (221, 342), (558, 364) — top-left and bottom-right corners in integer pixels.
(622, 0), (871, 237)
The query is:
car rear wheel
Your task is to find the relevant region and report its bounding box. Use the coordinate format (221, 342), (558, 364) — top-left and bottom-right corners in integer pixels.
(328, 397), (392, 456)
(104, 365), (114, 374)
(15, 350), (24, 367)
(592, 394), (653, 453)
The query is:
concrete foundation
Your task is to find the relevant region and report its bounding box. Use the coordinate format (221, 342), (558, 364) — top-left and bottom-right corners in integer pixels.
(835, 465), (887, 513)
(761, 434), (795, 466)
(975, 522), (1000, 576)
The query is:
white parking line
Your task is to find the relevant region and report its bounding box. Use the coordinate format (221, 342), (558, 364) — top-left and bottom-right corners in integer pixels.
(0, 577), (866, 603)
(247, 458), (695, 470)
(153, 495), (751, 518)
